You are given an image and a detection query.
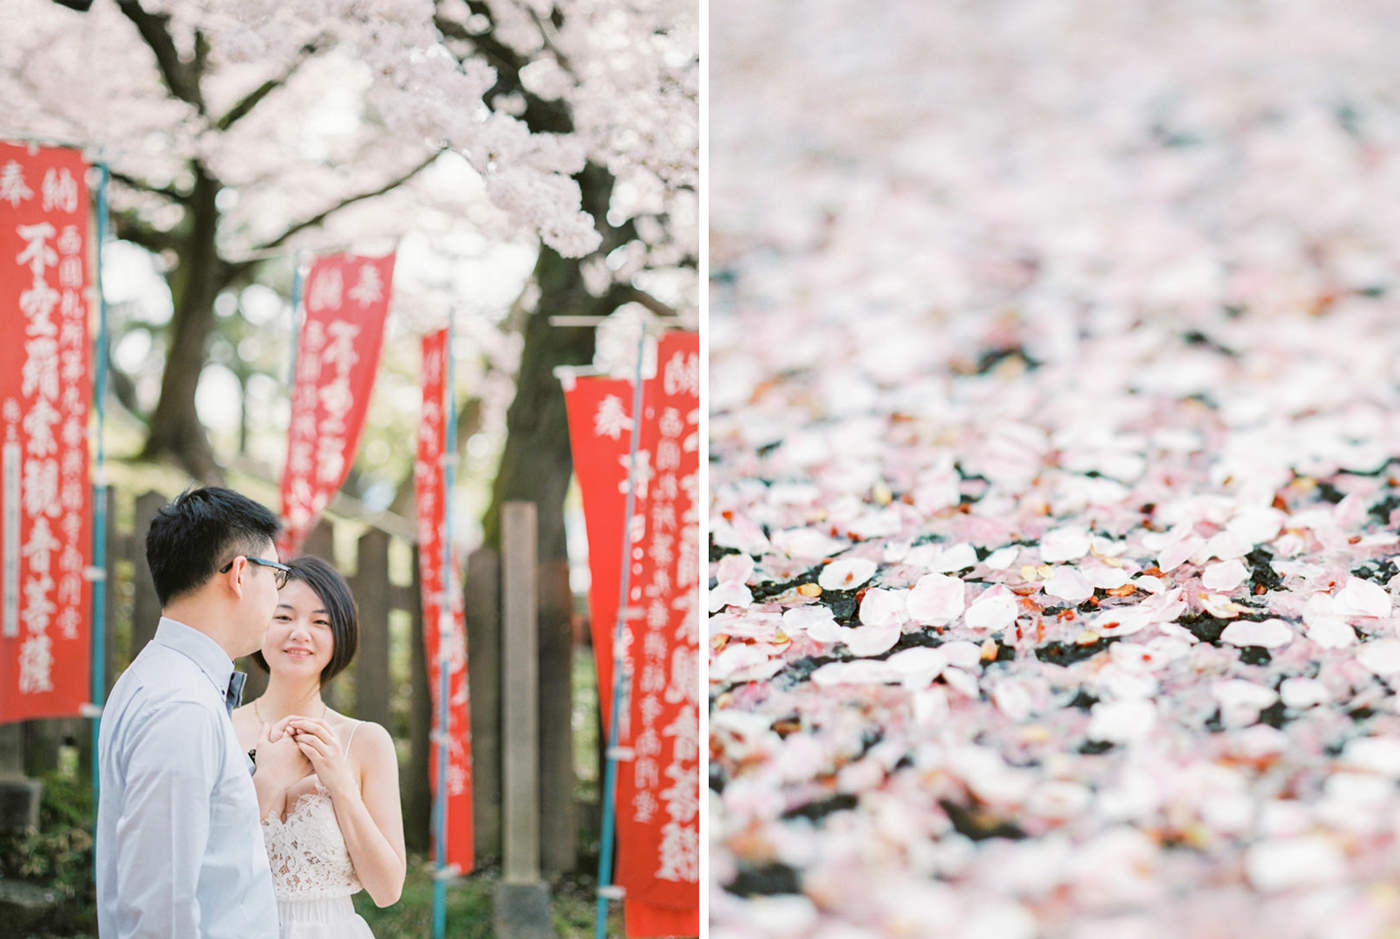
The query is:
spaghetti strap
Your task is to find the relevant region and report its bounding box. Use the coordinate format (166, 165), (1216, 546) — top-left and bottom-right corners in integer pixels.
(345, 719), (364, 750)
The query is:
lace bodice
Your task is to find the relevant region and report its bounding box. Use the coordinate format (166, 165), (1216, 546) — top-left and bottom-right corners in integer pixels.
(262, 783), (363, 900)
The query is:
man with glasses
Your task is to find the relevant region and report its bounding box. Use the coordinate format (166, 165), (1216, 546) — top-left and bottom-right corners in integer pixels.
(97, 486), (286, 938)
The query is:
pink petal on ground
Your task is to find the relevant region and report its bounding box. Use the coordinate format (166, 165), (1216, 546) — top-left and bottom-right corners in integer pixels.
(1227, 506), (1285, 545)
(1087, 698), (1157, 743)
(1335, 577), (1392, 617)
(782, 606), (843, 644)
(842, 622), (901, 657)
(1279, 677), (1330, 709)
(1158, 535), (1205, 573)
(1220, 618), (1293, 648)
(772, 526), (844, 560)
(964, 584), (1019, 631)
(709, 580), (755, 612)
(1201, 558), (1247, 592)
(716, 553), (755, 584)
(1044, 566), (1094, 604)
(1357, 639), (1400, 676)
(906, 572), (966, 624)
(984, 545), (1019, 570)
(859, 587), (906, 627)
(1245, 836), (1345, 891)
(810, 658), (894, 686)
(1041, 526), (1091, 563)
(818, 556), (878, 591)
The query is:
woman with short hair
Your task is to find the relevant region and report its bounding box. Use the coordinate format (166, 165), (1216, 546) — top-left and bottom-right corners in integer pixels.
(232, 556), (405, 938)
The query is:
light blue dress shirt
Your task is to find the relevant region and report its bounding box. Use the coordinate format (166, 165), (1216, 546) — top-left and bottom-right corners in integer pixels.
(97, 617), (279, 938)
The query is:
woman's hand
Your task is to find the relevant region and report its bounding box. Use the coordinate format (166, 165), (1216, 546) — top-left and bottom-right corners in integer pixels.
(272, 715), (357, 800)
(253, 728), (312, 790)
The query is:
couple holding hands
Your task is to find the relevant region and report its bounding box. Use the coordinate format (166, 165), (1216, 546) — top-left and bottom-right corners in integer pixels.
(95, 487), (405, 938)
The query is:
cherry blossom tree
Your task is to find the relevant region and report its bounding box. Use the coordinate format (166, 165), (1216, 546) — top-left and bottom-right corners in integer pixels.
(1, 0), (697, 562)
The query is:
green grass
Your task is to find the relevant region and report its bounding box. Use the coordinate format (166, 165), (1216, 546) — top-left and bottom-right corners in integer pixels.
(353, 857), (624, 938)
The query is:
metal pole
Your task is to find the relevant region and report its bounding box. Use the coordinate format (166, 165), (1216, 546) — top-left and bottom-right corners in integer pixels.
(287, 254), (304, 387)
(433, 315), (457, 939)
(90, 160), (110, 814)
(594, 325), (648, 939)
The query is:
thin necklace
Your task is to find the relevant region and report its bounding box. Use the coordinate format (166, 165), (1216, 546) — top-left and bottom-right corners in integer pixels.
(253, 696), (329, 736)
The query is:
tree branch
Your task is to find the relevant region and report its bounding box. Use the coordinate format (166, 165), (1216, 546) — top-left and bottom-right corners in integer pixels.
(115, 0), (205, 112)
(109, 208), (182, 254)
(108, 169), (185, 203)
(230, 149), (446, 269)
(606, 282), (679, 319)
(216, 39), (324, 132)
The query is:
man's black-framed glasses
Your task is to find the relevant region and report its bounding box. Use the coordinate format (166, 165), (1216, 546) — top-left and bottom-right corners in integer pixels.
(219, 556), (291, 589)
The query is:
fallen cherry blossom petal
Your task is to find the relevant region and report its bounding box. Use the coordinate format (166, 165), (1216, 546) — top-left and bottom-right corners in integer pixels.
(964, 585), (1019, 632)
(818, 556), (878, 591)
(1220, 618), (1293, 649)
(906, 572), (966, 624)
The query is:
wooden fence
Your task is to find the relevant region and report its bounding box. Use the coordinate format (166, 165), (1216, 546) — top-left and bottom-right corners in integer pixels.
(4, 487), (584, 871)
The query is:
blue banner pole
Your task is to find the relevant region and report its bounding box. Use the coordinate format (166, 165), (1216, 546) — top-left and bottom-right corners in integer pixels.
(288, 254), (304, 387)
(433, 314), (458, 939)
(90, 160), (110, 817)
(595, 325), (648, 939)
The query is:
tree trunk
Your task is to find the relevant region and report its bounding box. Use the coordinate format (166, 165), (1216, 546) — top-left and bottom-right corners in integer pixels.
(481, 248), (597, 561)
(139, 168), (226, 482)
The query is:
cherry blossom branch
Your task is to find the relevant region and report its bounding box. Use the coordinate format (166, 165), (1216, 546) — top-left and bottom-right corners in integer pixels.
(108, 169), (185, 204)
(234, 148), (447, 265)
(108, 208), (182, 254)
(607, 283), (679, 319)
(215, 39), (326, 132)
(114, 0), (206, 113)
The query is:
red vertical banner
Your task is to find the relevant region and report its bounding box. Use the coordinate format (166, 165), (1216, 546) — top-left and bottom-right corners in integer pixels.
(414, 329), (474, 873)
(0, 142), (92, 724)
(279, 252), (394, 555)
(616, 331), (700, 938)
(561, 374), (636, 735)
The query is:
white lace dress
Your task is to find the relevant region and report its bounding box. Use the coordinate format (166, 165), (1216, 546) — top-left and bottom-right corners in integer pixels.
(261, 723), (374, 938)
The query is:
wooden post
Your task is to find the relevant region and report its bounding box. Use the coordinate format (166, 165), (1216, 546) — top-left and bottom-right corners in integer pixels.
(353, 529), (392, 731)
(538, 558), (575, 874)
(406, 555), (432, 853)
(502, 502), (539, 882)
(465, 546), (501, 860)
(128, 490), (166, 657)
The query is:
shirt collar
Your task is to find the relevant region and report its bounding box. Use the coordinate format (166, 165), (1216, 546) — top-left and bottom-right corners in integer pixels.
(154, 616), (235, 696)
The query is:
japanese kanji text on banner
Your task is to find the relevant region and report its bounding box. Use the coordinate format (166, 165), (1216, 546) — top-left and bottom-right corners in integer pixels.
(415, 328), (474, 873)
(0, 141), (92, 723)
(565, 331), (699, 938)
(280, 252), (394, 555)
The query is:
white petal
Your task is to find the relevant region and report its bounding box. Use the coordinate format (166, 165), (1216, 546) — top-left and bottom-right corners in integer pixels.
(1245, 836), (1345, 891)
(818, 557), (878, 591)
(907, 573), (965, 624)
(842, 622), (901, 657)
(1158, 535), (1204, 573)
(1044, 566), (1093, 604)
(1279, 677), (1330, 709)
(1087, 698), (1157, 743)
(1090, 606), (1151, 637)
(1342, 736), (1400, 776)
(708, 580), (754, 612)
(1202, 558), (1248, 592)
(1228, 507), (1285, 545)
(715, 553), (754, 585)
(929, 542), (978, 572)
(1336, 577), (1392, 617)
(1040, 527), (1091, 563)
(811, 659), (895, 686)
(1306, 616), (1355, 649)
(940, 640), (983, 669)
(772, 527), (843, 560)
(1220, 618), (1293, 649)
(964, 585), (1019, 632)
(984, 546), (1019, 570)
(885, 646), (946, 676)
(859, 588), (906, 627)
(1358, 639), (1400, 675)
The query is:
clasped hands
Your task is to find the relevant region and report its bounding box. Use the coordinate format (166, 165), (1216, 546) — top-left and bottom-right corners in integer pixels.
(252, 715), (356, 803)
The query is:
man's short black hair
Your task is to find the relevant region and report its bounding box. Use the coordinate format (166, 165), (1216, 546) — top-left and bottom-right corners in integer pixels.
(251, 556), (358, 686)
(145, 487), (282, 606)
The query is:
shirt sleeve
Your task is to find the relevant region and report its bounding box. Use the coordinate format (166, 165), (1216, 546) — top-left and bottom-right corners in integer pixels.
(111, 699), (223, 938)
